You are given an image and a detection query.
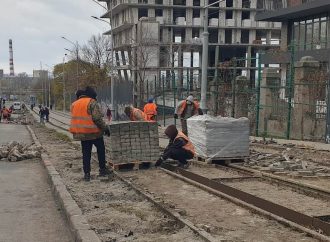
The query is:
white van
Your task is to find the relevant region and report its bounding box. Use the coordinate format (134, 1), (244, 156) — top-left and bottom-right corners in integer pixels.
(13, 102), (21, 110)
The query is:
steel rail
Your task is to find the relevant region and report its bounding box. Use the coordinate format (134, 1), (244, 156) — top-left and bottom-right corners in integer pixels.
(161, 163), (330, 238)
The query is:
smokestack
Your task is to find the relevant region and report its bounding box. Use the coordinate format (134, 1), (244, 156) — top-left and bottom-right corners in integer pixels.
(9, 39), (15, 76)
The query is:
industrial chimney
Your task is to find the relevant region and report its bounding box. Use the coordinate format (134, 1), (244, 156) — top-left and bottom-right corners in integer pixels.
(9, 39), (15, 76)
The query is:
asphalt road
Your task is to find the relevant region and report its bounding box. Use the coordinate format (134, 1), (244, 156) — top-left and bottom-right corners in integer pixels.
(0, 123), (73, 242)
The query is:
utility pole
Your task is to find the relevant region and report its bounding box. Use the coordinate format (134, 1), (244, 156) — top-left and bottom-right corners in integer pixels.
(200, 0), (223, 114)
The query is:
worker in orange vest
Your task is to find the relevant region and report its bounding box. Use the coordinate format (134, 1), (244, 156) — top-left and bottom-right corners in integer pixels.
(174, 95), (203, 136)
(2, 106), (10, 122)
(124, 106), (148, 121)
(69, 86), (111, 181)
(155, 124), (195, 169)
(144, 98), (157, 122)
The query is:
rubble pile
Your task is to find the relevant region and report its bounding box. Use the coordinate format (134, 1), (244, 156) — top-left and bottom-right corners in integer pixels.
(11, 113), (34, 125)
(245, 148), (330, 177)
(0, 141), (42, 162)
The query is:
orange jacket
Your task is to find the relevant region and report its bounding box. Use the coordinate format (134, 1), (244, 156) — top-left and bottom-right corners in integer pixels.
(177, 101), (199, 116)
(131, 108), (148, 121)
(144, 103), (157, 121)
(69, 98), (101, 134)
(2, 108), (9, 116)
(175, 131), (195, 156)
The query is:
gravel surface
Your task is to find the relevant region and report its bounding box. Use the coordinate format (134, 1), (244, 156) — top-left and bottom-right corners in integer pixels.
(32, 124), (202, 242)
(123, 169), (318, 242)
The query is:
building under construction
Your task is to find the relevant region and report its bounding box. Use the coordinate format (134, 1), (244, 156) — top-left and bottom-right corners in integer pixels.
(98, 0), (280, 108)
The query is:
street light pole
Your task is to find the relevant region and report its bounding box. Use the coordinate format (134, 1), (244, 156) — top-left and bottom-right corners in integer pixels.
(63, 55), (67, 112)
(61, 36), (80, 90)
(200, 0), (223, 114)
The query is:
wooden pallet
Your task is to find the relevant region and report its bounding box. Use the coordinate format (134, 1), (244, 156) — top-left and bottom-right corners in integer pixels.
(196, 156), (246, 165)
(108, 161), (153, 171)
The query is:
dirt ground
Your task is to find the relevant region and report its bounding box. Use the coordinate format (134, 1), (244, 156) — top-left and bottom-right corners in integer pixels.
(123, 169), (318, 242)
(31, 124), (201, 242)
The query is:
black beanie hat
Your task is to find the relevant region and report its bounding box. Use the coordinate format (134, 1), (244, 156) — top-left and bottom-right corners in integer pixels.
(85, 86), (97, 99)
(165, 125), (178, 139)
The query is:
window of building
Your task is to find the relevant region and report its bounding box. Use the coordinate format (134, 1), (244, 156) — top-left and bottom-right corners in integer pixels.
(209, 29), (218, 43)
(193, 9), (200, 18)
(242, 11), (250, 20)
(242, 0), (250, 8)
(138, 8), (148, 19)
(173, 0), (186, 5)
(155, 9), (163, 17)
(155, 0), (163, 4)
(226, 10), (233, 19)
(209, 0), (219, 6)
(225, 30), (232, 44)
(173, 8), (186, 24)
(241, 30), (249, 43)
(138, 0), (148, 3)
(292, 15), (329, 50)
(193, 0), (200, 6)
(192, 28), (200, 38)
(226, 0), (233, 7)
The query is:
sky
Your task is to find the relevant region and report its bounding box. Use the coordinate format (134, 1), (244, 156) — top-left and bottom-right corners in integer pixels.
(0, 0), (109, 75)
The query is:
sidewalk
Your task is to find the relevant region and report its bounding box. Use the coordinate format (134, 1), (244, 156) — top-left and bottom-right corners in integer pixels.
(0, 124), (72, 242)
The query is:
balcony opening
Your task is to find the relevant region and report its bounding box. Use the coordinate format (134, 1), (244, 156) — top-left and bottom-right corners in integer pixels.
(226, 10), (233, 19)
(193, 9), (200, 18)
(242, 11), (250, 20)
(192, 28), (200, 38)
(225, 29), (232, 44)
(209, 0), (219, 6)
(209, 29), (219, 43)
(173, 0), (186, 5)
(155, 0), (163, 4)
(256, 30), (267, 44)
(173, 29), (185, 43)
(155, 9), (163, 17)
(226, 0), (233, 7)
(208, 9), (219, 22)
(138, 8), (148, 19)
(138, 0), (148, 3)
(241, 30), (249, 43)
(193, 0), (200, 6)
(173, 8), (186, 25)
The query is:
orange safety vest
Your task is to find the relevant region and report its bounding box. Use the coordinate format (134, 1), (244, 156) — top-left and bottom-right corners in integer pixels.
(69, 98), (101, 134)
(144, 103), (157, 121)
(175, 131), (195, 156)
(177, 101), (199, 116)
(131, 108), (148, 121)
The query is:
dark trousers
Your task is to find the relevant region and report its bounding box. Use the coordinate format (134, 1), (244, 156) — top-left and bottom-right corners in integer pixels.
(180, 119), (188, 136)
(81, 137), (106, 174)
(163, 147), (193, 165)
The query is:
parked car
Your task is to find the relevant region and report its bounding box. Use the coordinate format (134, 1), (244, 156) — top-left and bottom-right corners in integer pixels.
(13, 102), (21, 110)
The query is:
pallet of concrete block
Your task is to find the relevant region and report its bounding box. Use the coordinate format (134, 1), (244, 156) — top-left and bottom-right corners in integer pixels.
(107, 121), (159, 170)
(187, 115), (249, 163)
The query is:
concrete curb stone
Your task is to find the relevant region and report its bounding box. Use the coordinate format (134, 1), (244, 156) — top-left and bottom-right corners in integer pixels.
(26, 125), (101, 242)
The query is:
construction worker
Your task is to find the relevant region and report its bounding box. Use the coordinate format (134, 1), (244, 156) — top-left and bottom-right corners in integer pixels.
(2, 106), (10, 122)
(155, 125), (195, 168)
(70, 86), (111, 181)
(144, 98), (157, 122)
(124, 106), (148, 121)
(174, 95), (203, 136)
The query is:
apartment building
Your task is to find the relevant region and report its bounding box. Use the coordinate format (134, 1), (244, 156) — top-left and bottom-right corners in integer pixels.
(99, 0), (280, 103)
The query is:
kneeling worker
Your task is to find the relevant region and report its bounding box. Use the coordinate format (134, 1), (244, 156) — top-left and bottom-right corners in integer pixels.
(124, 106), (148, 121)
(155, 125), (195, 168)
(70, 86), (111, 181)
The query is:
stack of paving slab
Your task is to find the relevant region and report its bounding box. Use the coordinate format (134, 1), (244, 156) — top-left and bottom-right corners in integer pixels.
(187, 115), (250, 161)
(108, 122), (159, 164)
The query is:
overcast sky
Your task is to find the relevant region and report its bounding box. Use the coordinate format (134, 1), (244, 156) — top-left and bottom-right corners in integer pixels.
(0, 0), (109, 75)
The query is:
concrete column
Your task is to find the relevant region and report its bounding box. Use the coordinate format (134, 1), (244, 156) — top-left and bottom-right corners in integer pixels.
(234, 76), (249, 118)
(178, 46), (183, 96)
(281, 22), (288, 51)
(293, 56), (321, 140)
(115, 51), (123, 82)
(259, 68), (281, 135)
(246, 46), (252, 80)
(120, 51), (129, 82)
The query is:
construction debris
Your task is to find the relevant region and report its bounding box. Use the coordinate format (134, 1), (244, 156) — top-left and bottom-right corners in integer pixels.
(0, 141), (42, 162)
(244, 149), (330, 177)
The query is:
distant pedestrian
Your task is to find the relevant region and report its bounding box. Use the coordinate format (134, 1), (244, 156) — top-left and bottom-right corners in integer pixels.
(30, 104), (34, 111)
(2, 106), (10, 122)
(44, 107), (50, 122)
(69, 86), (111, 182)
(50, 104), (53, 110)
(106, 107), (112, 123)
(39, 107), (45, 124)
(38, 104), (42, 110)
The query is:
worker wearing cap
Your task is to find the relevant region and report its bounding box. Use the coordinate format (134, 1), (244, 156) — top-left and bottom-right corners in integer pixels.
(70, 86), (111, 181)
(155, 125), (195, 168)
(124, 106), (148, 121)
(143, 98), (157, 122)
(174, 95), (203, 136)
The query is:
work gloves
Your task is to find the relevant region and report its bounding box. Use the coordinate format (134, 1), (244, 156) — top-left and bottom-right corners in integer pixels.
(174, 114), (178, 119)
(155, 157), (164, 167)
(104, 127), (110, 136)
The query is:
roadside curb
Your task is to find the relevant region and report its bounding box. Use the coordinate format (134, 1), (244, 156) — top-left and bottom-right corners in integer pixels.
(26, 125), (101, 242)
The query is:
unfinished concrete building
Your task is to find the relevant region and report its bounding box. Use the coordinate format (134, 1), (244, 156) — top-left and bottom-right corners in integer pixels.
(98, 0), (281, 106)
